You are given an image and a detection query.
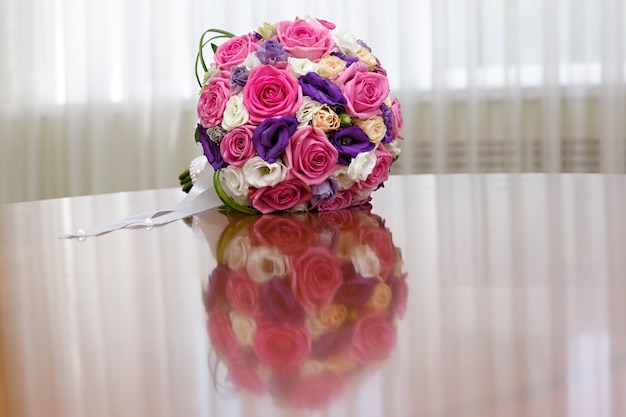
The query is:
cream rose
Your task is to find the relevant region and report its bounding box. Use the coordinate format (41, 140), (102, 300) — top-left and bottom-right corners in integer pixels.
(311, 105), (340, 132)
(223, 234), (251, 271)
(317, 55), (347, 78)
(220, 166), (249, 206)
(288, 57), (319, 78)
(246, 246), (290, 282)
(221, 95), (249, 131)
(355, 47), (378, 69)
(305, 303), (348, 338)
(347, 151), (377, 182)
(242, 156), (287, 187)
(296, 96), (323, 128)
(355, 116), (387, 145)
(331, 166), (356, 190)
(366, 283), (393, 312)
(351, 244), (381, 278)
(229, 310), (257, 346)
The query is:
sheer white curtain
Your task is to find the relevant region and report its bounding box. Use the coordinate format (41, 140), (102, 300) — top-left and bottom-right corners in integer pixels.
(1, 0), (624, 203)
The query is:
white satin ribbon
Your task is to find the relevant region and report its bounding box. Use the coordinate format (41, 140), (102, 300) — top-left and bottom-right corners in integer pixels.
(60, 165), (222, 239)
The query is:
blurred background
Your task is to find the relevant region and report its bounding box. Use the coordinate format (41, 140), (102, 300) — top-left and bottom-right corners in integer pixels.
(1, 0), (624, 204)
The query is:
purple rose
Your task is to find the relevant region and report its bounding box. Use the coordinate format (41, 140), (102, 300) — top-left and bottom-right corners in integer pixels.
(229, 65), (249, 94)
(252, 115), (298, 163)
(331, 52), (359, 67)
(380, 103), (394, 144)
(196, 124), (228, 170)
(299, 72), (347, 107)
(328, 125), (375, 165)
(260, 277), (306, 325)
(255, 39), (288, 65)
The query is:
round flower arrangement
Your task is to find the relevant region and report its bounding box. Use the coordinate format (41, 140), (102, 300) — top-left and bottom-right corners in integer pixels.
(201, 206), (408, 409)
(182, 17), (404, 214)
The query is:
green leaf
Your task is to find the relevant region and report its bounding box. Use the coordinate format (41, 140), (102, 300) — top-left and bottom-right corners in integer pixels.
(211, 43), (218, 53)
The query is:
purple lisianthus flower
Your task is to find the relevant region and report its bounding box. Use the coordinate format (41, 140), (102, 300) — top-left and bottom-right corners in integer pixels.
(328, 125), (375, 165)
(331, 52), (359, 67)
(196, 124), (228, 170)
(299, 72), (347, 107)
(380, 103), (394, 144)
(230, 65), (249, 94)
(334, 272), (377, 307)
(310, 178), (338, 206)
(252, 115), (298, 163)
(260, 277), (306, 325)
(255, 39), (288, 65)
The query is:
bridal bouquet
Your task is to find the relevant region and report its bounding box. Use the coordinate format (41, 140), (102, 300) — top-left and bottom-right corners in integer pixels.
(182, 17), (404, 214)
(202, 206), (408, 409)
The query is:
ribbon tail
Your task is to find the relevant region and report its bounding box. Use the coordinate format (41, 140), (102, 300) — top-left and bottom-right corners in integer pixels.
(60, 167), (222, 239)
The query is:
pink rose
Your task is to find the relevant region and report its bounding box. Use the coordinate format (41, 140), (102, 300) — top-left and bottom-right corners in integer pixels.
(291, 246), (343, 314)
(291, 370), (345, 409)
(284, 126), (340, 186)
(214, 34), (259, 70)
(348, 313), (397, 364)
(226, 270), (260, 315)
(314, 189), (353, 211)
(249, 215), (315, 254)
(359, 144), (393, 190)
(243, 65), (303, 124)
(198, 70), (231, 128)
(207, 312), (240, 359)
(390, 97), (404, 140)
(249, 178), (312, 214)
(334, 62), (389, 119)
(275, 19), (335, 61)
(220, 124), (257, 166)
(252, 322), (311, 370)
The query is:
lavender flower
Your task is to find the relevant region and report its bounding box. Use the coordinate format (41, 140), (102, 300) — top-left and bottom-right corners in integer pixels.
(328, 125), (375, 165)
(299, 72), (347, 107)
(252, 116), (298, 163)
(260, 277), (306, 325)
(380, 103), (394, 144)
(255, 39), (288, 65)
(357, 39), (372, 52)
(229, 66), (249, 94)
(310, 178), (339, 206)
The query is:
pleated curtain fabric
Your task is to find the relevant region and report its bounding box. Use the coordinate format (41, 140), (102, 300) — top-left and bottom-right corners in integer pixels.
(0, 0), (624, 203)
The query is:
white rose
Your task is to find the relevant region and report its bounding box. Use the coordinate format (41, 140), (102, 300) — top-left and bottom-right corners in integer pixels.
(242, 51), (261, 69)
(221, 95), (249, 131)
(296, 97), (323, 128)
(223, 234), (251, 271)
(200, 66), (221, 93)
(288, 57), (319, 78)
(246, 246), (290, 282)
(332, 166), (356, 190)
(331, 27), (361, 54)
(351, 244), (381, 278)
(347, 151), (377, 182)
(385, 140), (401, 159)
(220, 166), (249, 206)
(229, 311), (257, 346)
(242, 156), (287, 187)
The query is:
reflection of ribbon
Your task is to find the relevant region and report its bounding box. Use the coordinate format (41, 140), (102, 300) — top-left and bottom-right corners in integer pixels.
(201, 206), (408, 410)
(61, 161), (221, 239)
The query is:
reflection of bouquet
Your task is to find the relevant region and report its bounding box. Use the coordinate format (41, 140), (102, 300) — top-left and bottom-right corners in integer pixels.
(202, 206), (408, 410)
(181, 17), (404, 214)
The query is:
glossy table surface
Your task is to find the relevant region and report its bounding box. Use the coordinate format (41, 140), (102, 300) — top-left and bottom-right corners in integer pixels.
(1, 174), (625, 417)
